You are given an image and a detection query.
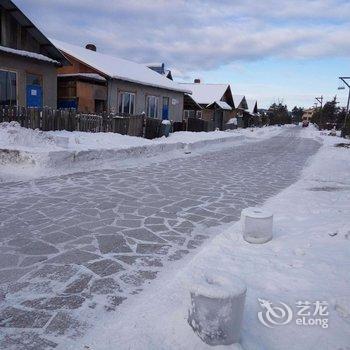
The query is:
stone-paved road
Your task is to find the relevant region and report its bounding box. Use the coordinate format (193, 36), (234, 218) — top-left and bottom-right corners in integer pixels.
(0, 128), (320, 349)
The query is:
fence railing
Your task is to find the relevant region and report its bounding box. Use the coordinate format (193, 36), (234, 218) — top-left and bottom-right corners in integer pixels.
(187, 117), (215, 132)
(0, 106), (168, 139)
(0, 107), (223, 139)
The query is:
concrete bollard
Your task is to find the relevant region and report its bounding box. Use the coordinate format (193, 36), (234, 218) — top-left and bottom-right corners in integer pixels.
(241, 207), (273, 244)
(188, 269), (247, 345)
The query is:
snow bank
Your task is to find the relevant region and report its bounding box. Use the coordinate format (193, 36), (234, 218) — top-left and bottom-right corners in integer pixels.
(70, 128), (350, 350)
(0, 122), (284, 181)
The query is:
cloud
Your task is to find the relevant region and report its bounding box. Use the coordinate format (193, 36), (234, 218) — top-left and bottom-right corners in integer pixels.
(14, 0), (350, 74)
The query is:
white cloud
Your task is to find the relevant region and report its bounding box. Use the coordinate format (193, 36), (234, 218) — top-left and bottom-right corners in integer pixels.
(15, 0), (350, 73)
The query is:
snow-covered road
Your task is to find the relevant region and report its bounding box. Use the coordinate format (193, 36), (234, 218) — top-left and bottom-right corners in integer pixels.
(0, 127), (320, 349)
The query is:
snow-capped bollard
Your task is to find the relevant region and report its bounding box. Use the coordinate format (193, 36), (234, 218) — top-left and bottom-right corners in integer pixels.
(188, 270), (246, 345)
(241, 207), (273, 244)
(184, 143), (191, 154)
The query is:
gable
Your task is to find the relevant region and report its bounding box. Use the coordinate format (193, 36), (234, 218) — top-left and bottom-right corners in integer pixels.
(0, 0), (68, 64)
(57, 52), (106, 76)
(179, 83), (230, 105)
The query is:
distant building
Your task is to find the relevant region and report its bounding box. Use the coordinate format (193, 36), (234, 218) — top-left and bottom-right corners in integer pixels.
(0, 0), (68, 108)
(235, 99), (259, 127)
(302, 108), (315, 123)
(179, 80), (234, 129)
(179, 80), (258, 129)
(146, 63), (173, 80)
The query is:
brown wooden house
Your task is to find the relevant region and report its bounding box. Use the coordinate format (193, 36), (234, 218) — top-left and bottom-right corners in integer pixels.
(54, 40), (190, 120)
(179, 80), (235, 130)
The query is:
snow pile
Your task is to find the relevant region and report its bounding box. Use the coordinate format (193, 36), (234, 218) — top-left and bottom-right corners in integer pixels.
(46, 129), (152, 151)
(0, 122), (61, 151)
(73, 129), (350, 350)
(0, 122), (284, 154)
(0, 123), (285, 182)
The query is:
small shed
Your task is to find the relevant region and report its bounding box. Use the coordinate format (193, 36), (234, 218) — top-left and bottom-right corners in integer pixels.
(206, 100), (232, 130)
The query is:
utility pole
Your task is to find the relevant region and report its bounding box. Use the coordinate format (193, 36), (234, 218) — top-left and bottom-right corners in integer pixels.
(315, 96), (323, 109)
(338, 77), (350, 136)
(338, 77), (350, 112)
(314, 96), (323, 129)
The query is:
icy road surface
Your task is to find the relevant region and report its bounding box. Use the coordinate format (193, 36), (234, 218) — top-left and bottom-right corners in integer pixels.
(0, 127), (320, 349)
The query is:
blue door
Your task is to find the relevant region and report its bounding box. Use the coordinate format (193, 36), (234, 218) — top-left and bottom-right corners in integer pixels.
(26, 84), (43, 107)
(162, 97), (169, 120)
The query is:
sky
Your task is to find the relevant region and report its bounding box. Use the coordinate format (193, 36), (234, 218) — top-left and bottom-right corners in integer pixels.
(15, 0), (350, 109)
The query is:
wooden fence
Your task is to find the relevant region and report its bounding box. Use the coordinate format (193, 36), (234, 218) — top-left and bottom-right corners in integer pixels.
(187, 117), (215, 132)
(0, 106), (164, 139)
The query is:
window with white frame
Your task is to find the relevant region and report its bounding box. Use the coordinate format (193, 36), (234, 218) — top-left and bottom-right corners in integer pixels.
(118, 92), (135, 115)
(0, 69), (17, 107)
(146, 95), (159, 118)
(196, 110), (203, 119)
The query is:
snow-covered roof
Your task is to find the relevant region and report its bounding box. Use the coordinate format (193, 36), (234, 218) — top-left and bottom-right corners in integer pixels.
(232, 95), (245, 109)
(246, 99), (257, 114)
(207, 100), (232, 110)
(58, 73), (106, 82)
(52, 40), (190, 93)
(179, 83), (229, 105)
(0, 45), (60, 65)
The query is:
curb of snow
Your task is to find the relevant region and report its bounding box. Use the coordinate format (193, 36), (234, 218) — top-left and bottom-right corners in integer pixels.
(1, 134), (247, 168)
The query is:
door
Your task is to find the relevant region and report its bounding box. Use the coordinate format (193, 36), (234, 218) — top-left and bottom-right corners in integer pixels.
(162, 97), (169, 120)
(213, 109), (223, 130)
(26, 85), (43, 107)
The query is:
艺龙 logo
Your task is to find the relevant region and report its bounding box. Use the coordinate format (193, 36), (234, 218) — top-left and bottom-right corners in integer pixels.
(258, 298), (329, 329)
(257, 298), (293, 328)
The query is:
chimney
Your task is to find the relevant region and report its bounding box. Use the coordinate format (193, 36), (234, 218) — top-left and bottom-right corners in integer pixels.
(85, 44), (96, 52)
(194, 78), (201, 84)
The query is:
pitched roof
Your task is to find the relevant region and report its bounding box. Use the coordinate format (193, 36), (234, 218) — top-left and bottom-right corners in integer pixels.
(232, 95), (245, 109)
(0, 0), (68, 65)
(207, 101), (232, 110)
(179, 83), (229, 105)
(53, 40), (190, 93)
(184, 94), (202, 110)
(0, 45), (60, 65)
(246, 99), (258, 114)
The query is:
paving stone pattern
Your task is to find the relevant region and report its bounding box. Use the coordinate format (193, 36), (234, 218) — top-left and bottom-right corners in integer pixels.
(0, 128), (320, 349)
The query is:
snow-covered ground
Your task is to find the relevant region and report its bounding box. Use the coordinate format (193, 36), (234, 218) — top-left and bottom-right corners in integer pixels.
(73, 126), (350, 350)
(0, 122), (285, 182)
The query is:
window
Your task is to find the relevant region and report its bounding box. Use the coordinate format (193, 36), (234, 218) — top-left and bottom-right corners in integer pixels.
(118, 92), (135, 115)
(27, 73), (42, 87)
(0, 69), (17, 107)
(146, 95), (159, 118)
(196, 110), (203, 119)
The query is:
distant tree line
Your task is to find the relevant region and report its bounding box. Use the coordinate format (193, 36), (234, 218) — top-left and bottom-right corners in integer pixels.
(311, 97), (349, 136)
(259, 99), (349, 137)
(259, 102), (292, 125)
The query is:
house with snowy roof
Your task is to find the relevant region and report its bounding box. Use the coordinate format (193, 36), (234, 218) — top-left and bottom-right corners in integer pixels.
(235, 99), (259, 127)
(54, 40), (190, 121)
(179, 79), (237, 130)
(0, 0), (68, 108)
(146, 63), (173, 81)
